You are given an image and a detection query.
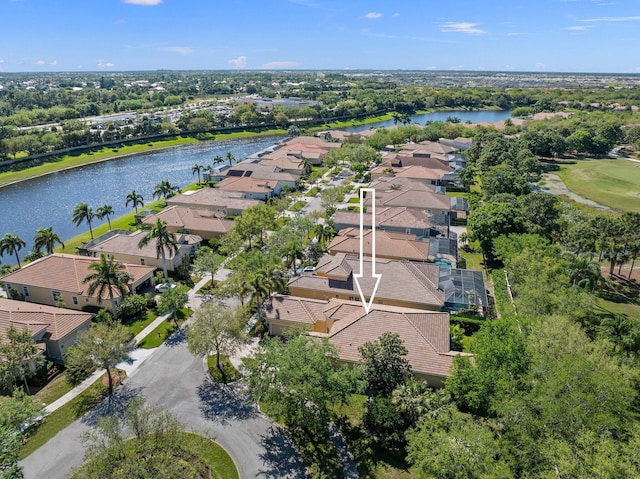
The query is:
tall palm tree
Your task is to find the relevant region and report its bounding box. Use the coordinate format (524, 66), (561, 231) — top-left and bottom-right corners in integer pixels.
(96, 204), (114, 231)
(192, 163), (203, 184)
(213, 155), (224, 169)
(33, 226), (64, 255)
(568, 252), (602, 291)
(137, 218), (178, 279)
(299, 157), (313, 176)
(83, 253), (133, 315)
(72, 202), (95, 239)
(313, 222), (336, 248)
(153, 180), (180, 203)
(225, 151), (236, 167)
(125, 190), (144, 214)
(0, 233), (26, 268)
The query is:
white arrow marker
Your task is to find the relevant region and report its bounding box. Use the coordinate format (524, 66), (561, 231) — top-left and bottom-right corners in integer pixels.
(353, 188), (381, 315)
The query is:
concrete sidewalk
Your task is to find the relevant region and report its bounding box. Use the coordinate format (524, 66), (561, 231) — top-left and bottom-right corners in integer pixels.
(43, 275), (212, 415)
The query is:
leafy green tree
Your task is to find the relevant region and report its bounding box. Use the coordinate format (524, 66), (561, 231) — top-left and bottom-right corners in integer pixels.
(359, 332), (411, 396)
(191, 246), (222, 282)
(320, 186), (345, 211)
(0, 389), (42, 429)
(186, 303), (245, 371)
(516, 192), (559, 238)
(72, 202), (95, 239)
(82, 253), (133, 315)
(0, 326), (43, 394)
(96, 204), (114, 231)
(33, 226), (64, 255)
(157, 285), (189, 326)
(482, 163), (530, 199)
(64, 320), (133, 395)
(467, 201), (524, 258)
(0, 426), (23, 479)
(0, 233), (26, 268)
(245, 328), (360, 432)
(137, 218), (178, 279)
(234, 204), (276, 248)
(125, 190), (144, 214)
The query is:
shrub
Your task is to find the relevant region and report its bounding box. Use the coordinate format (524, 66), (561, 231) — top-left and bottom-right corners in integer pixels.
(117, 294), (147, 319)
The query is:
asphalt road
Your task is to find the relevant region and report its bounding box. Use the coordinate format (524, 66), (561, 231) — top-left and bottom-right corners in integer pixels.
(20, 328), (305, 479)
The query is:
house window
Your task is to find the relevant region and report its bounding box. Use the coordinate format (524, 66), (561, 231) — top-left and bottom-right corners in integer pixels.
(52, 291), (62, 302)
(72, 297), (78, 305)
(140, 258), (145, 265)
(22, 286), (29, 297)
(85, 298), (90, 303)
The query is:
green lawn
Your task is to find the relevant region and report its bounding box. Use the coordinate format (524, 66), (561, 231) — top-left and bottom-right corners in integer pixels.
(207, 355), (242, 383)
(490, 269), (516, 318)
(290, 200), (307, 212)
(175, 433), (240, 479)
(32, 372), (74, 406)
(555, 158), (640, 212)
(123, 310), (158, 336)
(137, 308), (190, 349)
(19, 376), (110, 459)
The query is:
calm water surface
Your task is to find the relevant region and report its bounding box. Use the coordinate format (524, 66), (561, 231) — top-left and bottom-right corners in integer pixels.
(0, 136), (283, 264)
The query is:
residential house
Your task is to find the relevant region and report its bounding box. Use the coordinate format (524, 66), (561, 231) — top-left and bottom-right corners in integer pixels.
(83, 229), (201, 272)
(206, 161), (300, 190)
(0, 298), (92, 361)
(287, 253), (445, 311)
(333, 207), (444, 238)
(328, 228), (457, 266)
(216, 176), (279, 200)
(264, 295), (464, 387)
(140, 206), (234, 241)
(167, 188), (261, 216)
(0, 253), (155, 313)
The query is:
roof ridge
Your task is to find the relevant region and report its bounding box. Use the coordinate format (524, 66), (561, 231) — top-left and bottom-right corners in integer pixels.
(403, 312), (438, 352)
(298, 298), (318, 323)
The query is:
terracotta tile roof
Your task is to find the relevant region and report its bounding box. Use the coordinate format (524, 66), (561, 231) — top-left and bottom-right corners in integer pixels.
(216, 176), (276, 194)
(334, 207), (437, 232)
(284, 136), (342, 150)
(167, 188), (260, 211)
(141, 206), (234, 235)
(0, 253), (155, 300)
(0, 298), (92, 341)
(402, 141), (458, 155)
(289, 253), (444, 308)
(329, 228), (430, 262)
(258, 154), (306, 172)
(222, 164), (300, 182)
(87, 230), (200, 260)
(264, 295), (456, 378)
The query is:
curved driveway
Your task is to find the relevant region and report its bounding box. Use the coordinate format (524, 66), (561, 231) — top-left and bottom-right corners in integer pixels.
(20, 327), (305, 478)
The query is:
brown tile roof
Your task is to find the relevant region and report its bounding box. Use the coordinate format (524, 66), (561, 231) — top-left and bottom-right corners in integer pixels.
(87, 230), (200, 260)
(258, 153), (306, 172)
(365, 177), (451, 211)
(141, 206), (234, 235)
(0, 253), (155, 300)
(0, 298), (92, 341)
(167, 188), (261, 211)
(264, 295), (456, 378)
(289, 253), (443, 308)
(402, 141), (458, 155)
(334, 207), (436, 231)
(217, 176), (276, 194)
(222, 164), (300, 182)
(284, 136), (342, 150)
(329, 228), (430, 262)
(371, 164), (452, 181)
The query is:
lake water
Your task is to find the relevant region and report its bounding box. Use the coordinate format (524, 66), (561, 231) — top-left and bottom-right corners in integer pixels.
(0, 136), (283, 265)
(343, 109), (511, 132)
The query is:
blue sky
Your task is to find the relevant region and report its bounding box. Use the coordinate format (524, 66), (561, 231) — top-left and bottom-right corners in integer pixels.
(1, 0), (639, 73)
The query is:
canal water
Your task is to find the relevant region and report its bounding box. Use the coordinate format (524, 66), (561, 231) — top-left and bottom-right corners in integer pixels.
(0, 110), (510, 265)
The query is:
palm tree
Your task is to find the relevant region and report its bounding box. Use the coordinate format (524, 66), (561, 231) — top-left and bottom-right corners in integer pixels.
(568, 252), (602, 291)
(313, 222), (336, 248)
(0, 233), (26, 268)
(225, 151), (236, 167)
(137, 218), (178, 279)
(96, 204), (114, 231)
(125, 190), (144, 214)
(192, 163), (203, 184)
(213, 155), (224, 169)
(153, 180), (180, 203)
(299, 157), (313, 176)
(83, 253), (133, 315)
(33, 226), (64, 255)
(72, 202), (95, 239)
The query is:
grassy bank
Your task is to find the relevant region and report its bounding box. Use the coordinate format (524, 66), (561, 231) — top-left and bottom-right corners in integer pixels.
(555, 158), (640, 212)
(0, 128), (287, 188)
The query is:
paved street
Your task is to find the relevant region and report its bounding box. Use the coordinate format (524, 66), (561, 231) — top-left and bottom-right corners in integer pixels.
(20, 297), (305, 479)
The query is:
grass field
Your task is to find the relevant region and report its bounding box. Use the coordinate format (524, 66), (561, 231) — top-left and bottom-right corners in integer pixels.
(555, 158), (640, 212)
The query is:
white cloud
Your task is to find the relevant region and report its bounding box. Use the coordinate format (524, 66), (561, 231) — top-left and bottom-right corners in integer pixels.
(535, 62), (548, 70)
(440, 22), (487, 34)
(364, 12), (383, 19)
(160, 46), (193, 56)
(97, 61), (115, 67)
(123, 0), (162, 5)
(566, 25), (591, 30)
(0, 58), (5, 64)
(114, 19), (126, 25)
(50, 60), (57, 65)
(228, 55), (247, 68)
(392, 12), (400, 17)
(581, 15), (640, 22)
(35, 60), (45, 65)
(259, 61), (300, 69)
